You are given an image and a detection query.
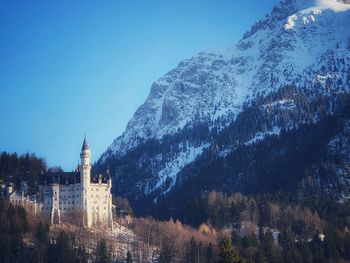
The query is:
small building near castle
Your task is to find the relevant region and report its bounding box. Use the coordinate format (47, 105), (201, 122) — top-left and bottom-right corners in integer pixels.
(39, 137), (113, 229)
(1, 180), (40, 214)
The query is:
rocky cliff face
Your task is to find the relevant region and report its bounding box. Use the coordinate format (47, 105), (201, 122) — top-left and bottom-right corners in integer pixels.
(97, 0), (350, 215)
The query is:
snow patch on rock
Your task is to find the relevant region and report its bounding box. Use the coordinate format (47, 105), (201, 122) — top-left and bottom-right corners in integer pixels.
(244, 127), (282, 146)
(150, 143), (210, 195)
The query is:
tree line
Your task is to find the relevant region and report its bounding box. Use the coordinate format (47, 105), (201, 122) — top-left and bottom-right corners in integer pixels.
(0, 152), (46, 195)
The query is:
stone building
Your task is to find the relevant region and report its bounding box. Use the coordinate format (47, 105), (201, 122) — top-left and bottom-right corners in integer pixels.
(39, 137), (113, 229)
(8, 190), (40, 214)
(1, 180), (40, 214)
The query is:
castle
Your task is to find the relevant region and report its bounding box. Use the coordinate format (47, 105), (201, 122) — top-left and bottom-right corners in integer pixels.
(39, 137), (113, 229)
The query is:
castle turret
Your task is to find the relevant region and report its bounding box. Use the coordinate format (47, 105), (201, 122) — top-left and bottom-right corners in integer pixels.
(80, 136), (91, 227)
(107, 166), (112, 188)
(7, 183), (14, 196)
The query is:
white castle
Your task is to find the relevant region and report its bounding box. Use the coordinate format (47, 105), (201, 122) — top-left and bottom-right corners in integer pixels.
(39, 137), (113, 229)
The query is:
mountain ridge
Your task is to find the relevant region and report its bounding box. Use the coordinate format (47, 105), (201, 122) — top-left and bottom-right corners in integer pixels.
(101, 0), (350, 160)
(97, 0), (350, 215)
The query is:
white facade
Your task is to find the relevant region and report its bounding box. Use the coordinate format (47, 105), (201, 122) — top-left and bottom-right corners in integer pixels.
(39, 138), (113, 229)
(8, 190), (40, 215)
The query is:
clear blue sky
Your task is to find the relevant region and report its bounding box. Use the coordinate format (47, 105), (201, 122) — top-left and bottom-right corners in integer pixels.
(0, 0), (279, 170)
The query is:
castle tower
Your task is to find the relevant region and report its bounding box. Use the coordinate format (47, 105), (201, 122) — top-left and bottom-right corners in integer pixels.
(80, 136), (92, 227)
(107, 167), (113, 230)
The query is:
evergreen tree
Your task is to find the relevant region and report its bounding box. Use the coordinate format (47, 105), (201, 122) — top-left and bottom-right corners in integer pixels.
(296, 241), (311, 263)
(77, 246), (88, 263)
(126, 250), (133, 263)
(344, 233), (350, 260)
(258, 199), (271, 227)
(230, 202), (241, 226)
(255, 247), (268, 263)
(231, 230), (241, 251)
(259, 230), (274, 260)
(217, 237), (242, 263)
(95, 239), (112, 263)
(48, 232), (75, 263)
(324, 225), (340, 261)
(206, 243), (215, 263)
(35, 221), (50, 263)
(159, 239), (174, 263)
(310, 233), (326, 263)
(187, 237), (198, 263)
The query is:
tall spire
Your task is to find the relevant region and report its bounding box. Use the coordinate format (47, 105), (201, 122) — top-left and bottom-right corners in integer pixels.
(81, 134), (90, 151)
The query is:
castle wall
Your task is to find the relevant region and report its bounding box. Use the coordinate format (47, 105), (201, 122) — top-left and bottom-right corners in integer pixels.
(89, 183), (112, 227)
(58, 183), (81, 213)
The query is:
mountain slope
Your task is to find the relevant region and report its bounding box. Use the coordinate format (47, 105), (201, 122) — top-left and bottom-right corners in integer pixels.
(97, 0), (350, 215)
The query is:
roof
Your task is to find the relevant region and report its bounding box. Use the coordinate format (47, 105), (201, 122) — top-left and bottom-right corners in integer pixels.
(81, 136), (90, 151)
(41, 171), (110, 185)
(9, 191), (22, 199)
(42, 172), (80, 185)
(90, 172), (110, 184)
(9, 191), (38, 202)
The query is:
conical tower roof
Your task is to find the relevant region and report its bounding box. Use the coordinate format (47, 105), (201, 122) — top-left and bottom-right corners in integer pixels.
(81, 135), (90, 151)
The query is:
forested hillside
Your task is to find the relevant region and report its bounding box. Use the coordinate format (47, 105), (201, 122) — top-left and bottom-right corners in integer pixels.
(0, 152), (46, 194)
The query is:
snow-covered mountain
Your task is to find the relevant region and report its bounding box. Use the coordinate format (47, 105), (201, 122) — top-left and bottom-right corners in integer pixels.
(102, 0), (350, 159)
(98, 0), (350, 215)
